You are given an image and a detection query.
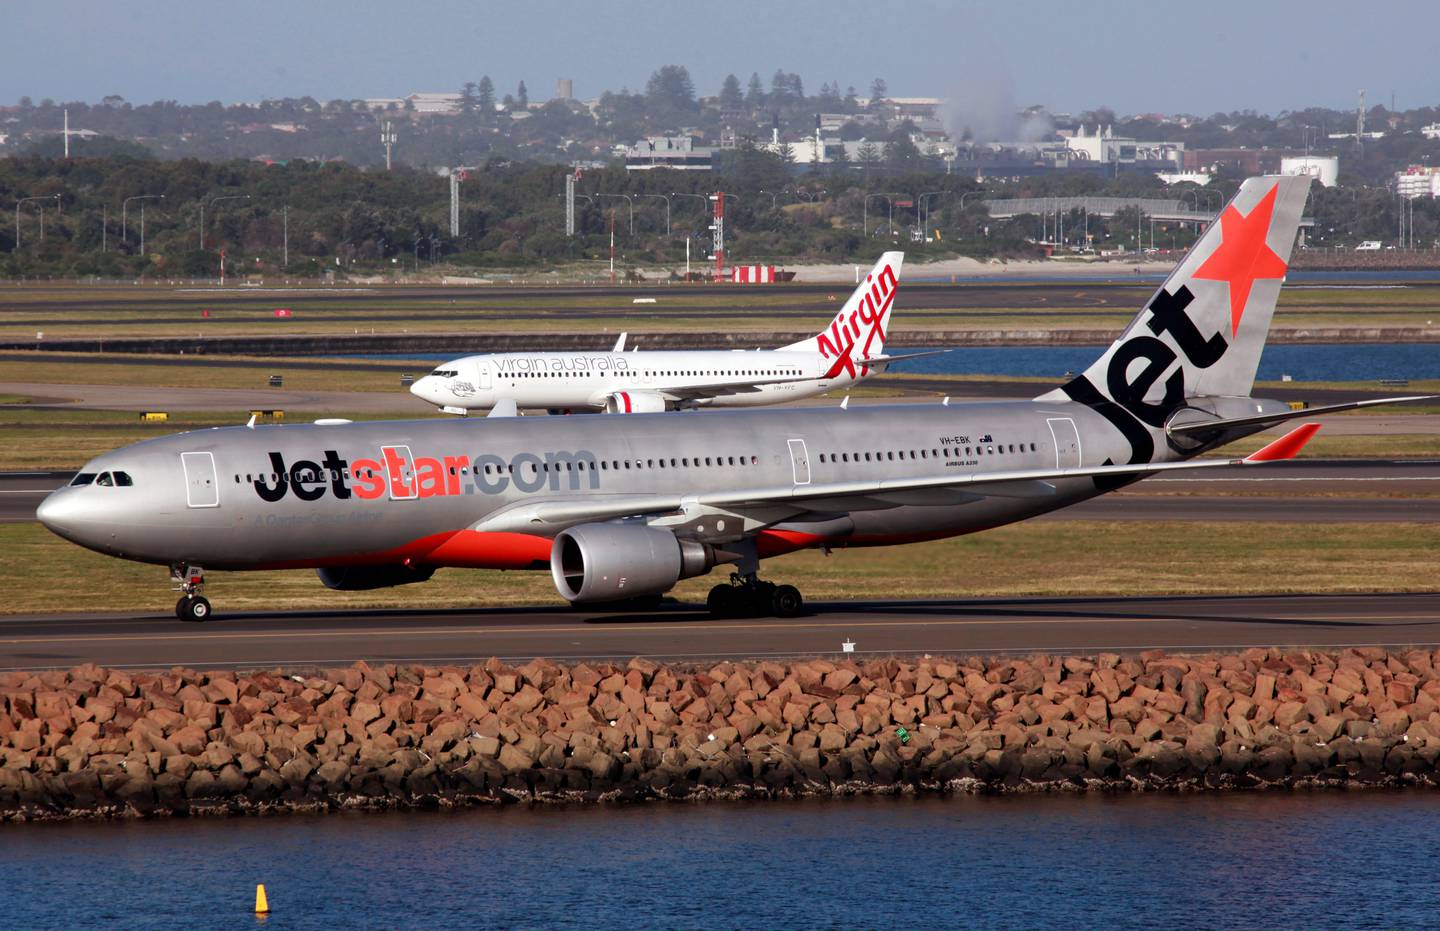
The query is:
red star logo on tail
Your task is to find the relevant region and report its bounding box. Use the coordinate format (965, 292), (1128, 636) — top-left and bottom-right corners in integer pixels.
(1192, 183), (1288, 336)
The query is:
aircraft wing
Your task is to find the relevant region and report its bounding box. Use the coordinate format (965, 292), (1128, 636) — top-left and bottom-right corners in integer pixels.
(656, 371), (819, 402)
(1167, 394), (1437, 437)
(476, 423), (1321, 533)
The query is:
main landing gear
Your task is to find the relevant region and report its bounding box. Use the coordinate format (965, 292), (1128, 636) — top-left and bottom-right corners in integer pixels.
(707, 573), (805, 619)
(171, 564), (212, 622)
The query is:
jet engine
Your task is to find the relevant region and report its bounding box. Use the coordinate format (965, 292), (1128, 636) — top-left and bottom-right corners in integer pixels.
(550, 523), (719, 603)
(604, 391), (668, 413)
(316, 564), (435, 591)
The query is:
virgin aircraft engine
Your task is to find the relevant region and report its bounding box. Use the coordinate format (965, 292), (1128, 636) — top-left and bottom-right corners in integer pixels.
(316, 565), (435, 591)
(604, 391), (668, 414)
(550, 523), (721, 603)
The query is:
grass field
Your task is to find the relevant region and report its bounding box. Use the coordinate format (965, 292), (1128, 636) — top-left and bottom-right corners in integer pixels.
(3, 519), (1435, 616)
(2, 280), (1438, 339)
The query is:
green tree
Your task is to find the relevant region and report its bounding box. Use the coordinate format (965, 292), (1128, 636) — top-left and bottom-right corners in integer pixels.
(477, 76), (495, 118)
(745, 72), (765, 108)
(869, 77), (888, 105)
(516, 81), (528, 109)
(645, 65), (695, 110)
(719, 74), (743, 109)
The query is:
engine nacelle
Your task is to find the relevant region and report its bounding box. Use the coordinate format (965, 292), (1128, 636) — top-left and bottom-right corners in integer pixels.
(604, 391), (668, 414)
(316, 564), (435, 591)
(550, 523), (717, 603)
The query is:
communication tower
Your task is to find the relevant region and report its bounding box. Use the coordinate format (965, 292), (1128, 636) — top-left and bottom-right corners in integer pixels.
(380, 121), (397, 170)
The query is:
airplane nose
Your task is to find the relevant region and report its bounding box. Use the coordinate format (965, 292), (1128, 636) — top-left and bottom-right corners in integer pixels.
(36, 487), (81, 536)
(410, 377), (438, 403)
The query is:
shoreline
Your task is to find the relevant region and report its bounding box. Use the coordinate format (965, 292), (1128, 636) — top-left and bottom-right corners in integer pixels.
(5, 649), (1440, 822)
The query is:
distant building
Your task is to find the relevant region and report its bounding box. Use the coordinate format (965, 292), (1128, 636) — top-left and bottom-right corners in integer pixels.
(556, 78), (573, 100)
(1155, 171), (1213, 186)
(1280, 155), (1339, 188)
(1183, 147), (1288, 174)
(622, 135), (714, 171)
(407, 93), (463, 115)
(1396, 165), (1440, 199)
(1064, 125), (1183, 168)
(1422, 123), (1440, 140)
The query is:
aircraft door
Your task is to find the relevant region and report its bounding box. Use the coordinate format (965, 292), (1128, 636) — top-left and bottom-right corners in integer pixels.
(1046, 418), (1081, 469)
(380, 445), (418, 500)
(787, 438), (811, 485)
(181, 452), (220, 508)
(477, 360), (492, 391)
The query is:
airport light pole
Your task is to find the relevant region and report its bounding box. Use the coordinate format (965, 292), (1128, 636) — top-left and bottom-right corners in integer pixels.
(757, 190), (780, 210)
(122, 195), (164, 250)
(637, 194), (671, 234)
(595, 194), (634, 235)
(14, 195), (60, 252)
(199, 195), (250, 250)
(863, 193), (901, 237)
(917, 191), (948, 241)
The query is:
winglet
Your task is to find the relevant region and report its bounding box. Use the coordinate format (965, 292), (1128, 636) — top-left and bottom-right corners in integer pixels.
(1244, 423), (1321, 462)
(245, 413), (257, 429)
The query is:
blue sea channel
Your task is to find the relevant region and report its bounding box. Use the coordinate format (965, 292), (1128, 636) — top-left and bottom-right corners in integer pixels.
(5, 791), (1440, 929)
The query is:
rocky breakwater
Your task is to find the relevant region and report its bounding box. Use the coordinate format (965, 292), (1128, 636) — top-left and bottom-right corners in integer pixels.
(4, 648), (1440, 820)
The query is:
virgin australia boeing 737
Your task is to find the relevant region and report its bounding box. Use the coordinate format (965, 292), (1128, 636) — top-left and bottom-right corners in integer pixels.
(409, 252), (935, 413)
(36, 176), (1432, 621)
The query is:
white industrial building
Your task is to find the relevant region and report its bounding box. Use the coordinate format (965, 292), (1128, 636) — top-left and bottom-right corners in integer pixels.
(1280, 155), (1339, 188)
(1063, 125), (1184, 168)
(622, 135), (715, 171)
(1395, 165), (1440, 199)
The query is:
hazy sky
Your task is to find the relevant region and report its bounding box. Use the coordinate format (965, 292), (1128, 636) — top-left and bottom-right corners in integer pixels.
(6, 0), (1437, 116)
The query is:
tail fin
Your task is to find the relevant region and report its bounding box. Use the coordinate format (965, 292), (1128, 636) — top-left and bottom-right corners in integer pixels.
(784, 252), (903, 380)
(1038, 175), (1312, 461)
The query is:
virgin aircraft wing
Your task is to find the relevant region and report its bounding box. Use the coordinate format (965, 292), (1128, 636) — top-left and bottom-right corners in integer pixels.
(476, 423), (1321, 533)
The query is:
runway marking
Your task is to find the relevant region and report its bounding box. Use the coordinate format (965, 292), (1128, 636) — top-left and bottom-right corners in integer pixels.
(0, 612), (1431, 646)
(11, 638), (1440, 673)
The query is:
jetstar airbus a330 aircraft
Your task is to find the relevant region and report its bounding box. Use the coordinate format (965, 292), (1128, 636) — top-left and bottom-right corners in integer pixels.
(37, 176), (1432, 621)
(409, 252), (934, 414)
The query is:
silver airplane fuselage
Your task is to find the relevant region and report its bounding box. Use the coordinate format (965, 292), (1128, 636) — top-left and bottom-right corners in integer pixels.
(37, 400), (1270, 574)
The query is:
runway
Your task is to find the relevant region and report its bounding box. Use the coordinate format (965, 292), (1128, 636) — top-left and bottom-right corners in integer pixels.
(2, 591), (1437, 671)
(4, 462), (1438, 523)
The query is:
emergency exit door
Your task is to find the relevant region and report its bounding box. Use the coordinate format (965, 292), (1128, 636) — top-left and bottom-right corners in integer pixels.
(181, 452), (219, 508)
(787, 438), (811, 485)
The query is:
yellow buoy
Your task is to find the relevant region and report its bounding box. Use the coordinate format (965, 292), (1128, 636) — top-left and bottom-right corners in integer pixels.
(254, 883), (270, 915)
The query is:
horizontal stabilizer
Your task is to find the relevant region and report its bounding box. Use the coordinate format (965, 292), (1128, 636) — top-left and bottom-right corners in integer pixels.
(1168, 394), (1437, 437)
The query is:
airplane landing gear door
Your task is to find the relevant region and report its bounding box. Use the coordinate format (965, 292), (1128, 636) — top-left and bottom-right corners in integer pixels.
(787, 438), (811, 486)
(380, 445), (418, 500)
(1046, 418), (1081, 469)
(181, 452), (219, 508)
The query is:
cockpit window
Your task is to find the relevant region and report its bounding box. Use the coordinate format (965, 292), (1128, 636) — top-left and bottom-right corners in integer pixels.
(70, 473), (96, 486)
(430, 369), (458, 378)
(96, 472), (114, 487)
(114, 471), (134, 486)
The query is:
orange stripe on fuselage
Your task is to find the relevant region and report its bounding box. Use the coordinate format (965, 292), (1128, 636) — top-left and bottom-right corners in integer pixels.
(256, 529), (553, 571)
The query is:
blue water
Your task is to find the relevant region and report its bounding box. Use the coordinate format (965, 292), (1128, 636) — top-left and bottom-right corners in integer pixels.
(362, 344), (1438, 383)
(5, 792), (1440, 928)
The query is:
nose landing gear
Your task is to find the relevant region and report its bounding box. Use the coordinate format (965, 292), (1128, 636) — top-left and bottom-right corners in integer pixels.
(707, 573), (805, 619)
(171, 564), (212, 622)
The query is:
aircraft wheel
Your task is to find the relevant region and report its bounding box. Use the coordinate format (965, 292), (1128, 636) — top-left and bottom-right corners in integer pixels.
(177, 595), (212, 622)
(771, 585), (804, 618)
(708, 584), (739, 618)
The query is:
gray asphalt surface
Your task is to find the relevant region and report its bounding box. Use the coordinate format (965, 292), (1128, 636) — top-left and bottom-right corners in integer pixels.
(2, 591), (1438, 671)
